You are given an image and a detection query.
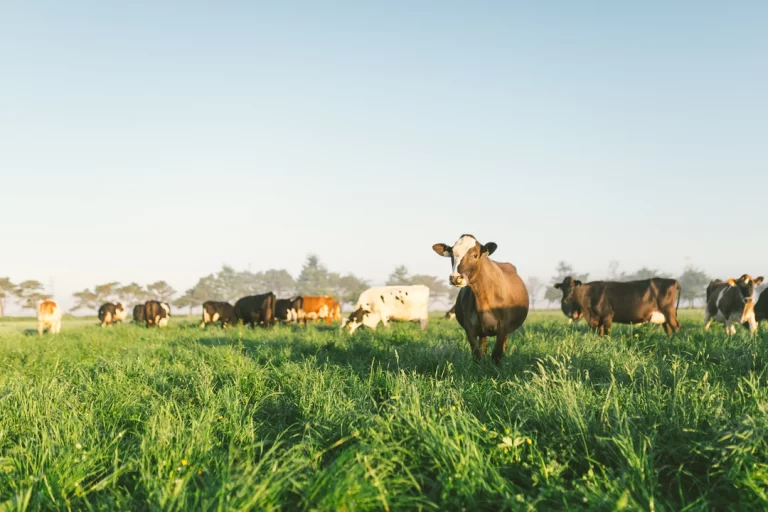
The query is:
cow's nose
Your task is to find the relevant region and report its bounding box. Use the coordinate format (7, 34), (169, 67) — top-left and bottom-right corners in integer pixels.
(449, 274), (464, 286)
(744, 297), (753, 304)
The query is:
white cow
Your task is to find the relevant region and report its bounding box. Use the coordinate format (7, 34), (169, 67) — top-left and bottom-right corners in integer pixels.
(342, 285), (430, 334)
(37, 299), (62, 336)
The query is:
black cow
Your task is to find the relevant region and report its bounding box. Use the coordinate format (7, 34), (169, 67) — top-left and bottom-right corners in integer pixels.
(558, 277), (681, 336)
(133, 304), (146, 323)
(234, 292), (276, 328)
(98, 302), (127, 327)
(756, 289), (768, 323)
(200, 301), (237, 328)
(144, 300), (169, 328)
(275, 296), (304, 324)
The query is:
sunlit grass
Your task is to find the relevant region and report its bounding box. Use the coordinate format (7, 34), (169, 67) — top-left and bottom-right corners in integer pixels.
(0, 310), (766, 510)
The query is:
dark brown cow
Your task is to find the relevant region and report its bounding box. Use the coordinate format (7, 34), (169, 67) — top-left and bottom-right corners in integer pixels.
(558, 277), (681, 336)
(234, 292), (276, 328)
(432, 234), (529, 365)
(755, 284), (768, 323)
(705, 275), (764, 334)
(144, 300), (168, 328)
(201, 301), (237, 328)
(554, 277), (585, 323)
(133, 304), (146, 323)
(275, 297), (304, 324)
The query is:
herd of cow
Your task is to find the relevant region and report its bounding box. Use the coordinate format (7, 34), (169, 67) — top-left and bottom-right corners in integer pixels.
(32, 235), (767, 365)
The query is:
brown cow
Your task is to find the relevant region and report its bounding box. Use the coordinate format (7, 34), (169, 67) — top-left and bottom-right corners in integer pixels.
(558, 277), (681, 336)
(300, 296), (337, 326)
(554, 277), (585, 323)
(432, 234), (529, 365)
(144, 300), (168, 328)
(705, 275), (764, 334)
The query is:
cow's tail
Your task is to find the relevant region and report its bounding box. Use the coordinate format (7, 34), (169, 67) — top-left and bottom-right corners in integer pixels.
(266, 293), (276, 327)
(675, 280), (681, 313)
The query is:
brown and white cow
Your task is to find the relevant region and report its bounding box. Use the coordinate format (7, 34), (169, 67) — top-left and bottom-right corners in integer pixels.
(275, 297), (304, 324)
(98, 302), (127, 327)
(432, 235), (529, 365)
(37, 299), (62, 336)
(300, 296), (337, 326)
(557, 277), (681, 336)
(201, 301), (237, 328)
(705, 275), (764, 334)
(144, 300), (169, 328)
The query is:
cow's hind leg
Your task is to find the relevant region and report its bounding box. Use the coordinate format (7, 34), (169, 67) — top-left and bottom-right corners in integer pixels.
(480, 337), (487, 356)
(491, 332), (508, 366)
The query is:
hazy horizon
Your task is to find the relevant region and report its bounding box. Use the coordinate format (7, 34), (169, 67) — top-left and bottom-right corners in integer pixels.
(2, 2), (767, 313)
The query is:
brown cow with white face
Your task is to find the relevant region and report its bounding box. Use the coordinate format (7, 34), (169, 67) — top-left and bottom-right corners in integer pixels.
(705, 274), (764, 334)
(432, 234), (529, 365)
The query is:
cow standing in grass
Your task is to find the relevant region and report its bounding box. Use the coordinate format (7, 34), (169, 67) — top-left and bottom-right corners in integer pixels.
(201, 301), (237, 328)
(98, 302), (127, 327)
(144, 300), (168, 328)
(557, 277), (681, 336)
(234, 293), (276, 328)
(37, 299), (62, 336)
(432, 235), (529, 365)
(705, 275), (764, 334)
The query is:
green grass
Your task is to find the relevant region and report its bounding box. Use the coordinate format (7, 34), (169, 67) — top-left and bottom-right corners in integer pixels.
(1, 311), (767, 510)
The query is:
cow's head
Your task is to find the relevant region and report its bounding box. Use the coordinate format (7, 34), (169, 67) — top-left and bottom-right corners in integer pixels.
(432, 234), (497, 288)
(341, 306), (378, 334)
(728, 274), (765, 304)
(555, 276), (583, 319)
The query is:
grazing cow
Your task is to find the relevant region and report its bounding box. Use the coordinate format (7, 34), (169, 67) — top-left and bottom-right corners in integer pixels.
(160, 302), (171, 327)
(133, 304), (146, 323)
(433, 235), (529, 364)
(234, 292), (276, 328)
(200, 301), (237, 328)
(557, 277), (681, 336)
(98, 302), (127, 327)
(705, 275), (764, 334)
(275, 297), (304, 324)
(37, 299), (62, 336)
(144, 300), (169, 328)
(445, 305), (456, 320)
(342, 285), (430, 334)
(300, 296), (337, 326)
(554, 277), (585, 323)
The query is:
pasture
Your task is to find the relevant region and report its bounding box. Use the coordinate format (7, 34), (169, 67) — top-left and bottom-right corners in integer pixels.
(1, 311), (767, 510)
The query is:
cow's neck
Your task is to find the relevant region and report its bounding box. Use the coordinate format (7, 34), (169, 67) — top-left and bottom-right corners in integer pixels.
(465, 257), (498, 303)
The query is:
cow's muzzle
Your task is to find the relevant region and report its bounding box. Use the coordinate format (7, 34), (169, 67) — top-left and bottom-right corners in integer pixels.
(744, 297), (754, 304)
(449, 274), (466, 287)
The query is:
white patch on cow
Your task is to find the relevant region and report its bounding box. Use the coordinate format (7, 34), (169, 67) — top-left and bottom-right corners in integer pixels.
(212, 312), (220, 323)
(649, 311), (666, 324)
(450, 235), (477, 275)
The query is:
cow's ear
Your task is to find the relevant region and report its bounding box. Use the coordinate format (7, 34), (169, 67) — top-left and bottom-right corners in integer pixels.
(432, 243), (451, 257)
(756, 276), (764, 285)
(482, 242), (497, 256)
(574, 280), (583, 287)
(554, 283), (561, 289)
(727, 278), (736, 286)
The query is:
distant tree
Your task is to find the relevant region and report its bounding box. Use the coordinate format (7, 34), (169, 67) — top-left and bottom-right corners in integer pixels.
(147, 281), (176, 302)
(296, 255), (331, 295)
(173, 293), (198, 315)
(0, 277), (15, 317)
(607, 261), (626, 281)
(94, 282), (121, 303)
(386, 265), (411, 286)
(117, 282), (149, 305)
(260, 269), (296, 298)
(526, 276), (544, 309)
(234, 269), (263, 297)
(15, 280), (50, 310)
(625, 267), (668, 281)
(679, 266), (711, 308)
(327, 272), (369, 304)
(545, 261), (589, 308)
(409, 274), (457, 307)
(71, 288), (100, 311)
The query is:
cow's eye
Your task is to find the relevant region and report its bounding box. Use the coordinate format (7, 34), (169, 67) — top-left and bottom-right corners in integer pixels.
(473, 253), (478, 259)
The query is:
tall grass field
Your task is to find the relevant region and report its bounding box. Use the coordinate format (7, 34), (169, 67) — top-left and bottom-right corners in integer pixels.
(1, 311), (767, 510)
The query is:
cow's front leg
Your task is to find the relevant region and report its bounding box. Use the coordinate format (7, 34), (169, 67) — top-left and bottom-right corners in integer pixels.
(465, 328), (482, 360)
(380, 316), (390, 329)
(491, 331), (507, 366)
(480, 337), (487, 356)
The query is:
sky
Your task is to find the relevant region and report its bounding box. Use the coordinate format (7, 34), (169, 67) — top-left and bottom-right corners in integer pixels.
(1, 1), (767, 312)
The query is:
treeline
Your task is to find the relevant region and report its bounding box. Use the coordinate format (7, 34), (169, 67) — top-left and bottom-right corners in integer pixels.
(535, 261), (712, 308)
(0, 278), (54, 316)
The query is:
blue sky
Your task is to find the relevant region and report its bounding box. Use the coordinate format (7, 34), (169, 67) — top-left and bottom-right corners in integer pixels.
(1, 2), (767, 310)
